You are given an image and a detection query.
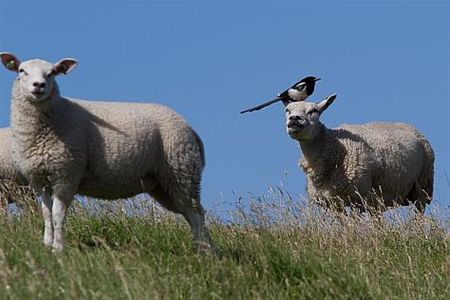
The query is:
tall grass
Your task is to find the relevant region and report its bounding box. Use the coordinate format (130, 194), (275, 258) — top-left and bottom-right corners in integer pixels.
(0, 188), (449, 299)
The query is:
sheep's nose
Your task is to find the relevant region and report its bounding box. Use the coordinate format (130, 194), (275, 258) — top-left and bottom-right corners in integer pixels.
(33, 82), (46, 88)
(289, 115), (302, 121)
(287, 115), (306, 128)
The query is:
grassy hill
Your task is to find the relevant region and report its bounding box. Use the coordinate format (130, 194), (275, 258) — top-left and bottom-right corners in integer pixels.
(0, 195), (449, 299)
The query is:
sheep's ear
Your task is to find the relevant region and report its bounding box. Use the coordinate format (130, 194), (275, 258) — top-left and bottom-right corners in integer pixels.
(317, 93), (337, 114)
(0, 52), (21, 72)
(54, 58), (77, 75)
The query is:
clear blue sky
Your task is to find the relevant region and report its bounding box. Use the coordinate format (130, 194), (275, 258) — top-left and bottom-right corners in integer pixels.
(1, 1), (449, 213)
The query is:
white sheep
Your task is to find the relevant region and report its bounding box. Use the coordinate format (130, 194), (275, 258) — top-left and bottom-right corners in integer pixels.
(0, 52), (217, 253)
(0, 127), (37, 211)
(285, 94), (434, 214)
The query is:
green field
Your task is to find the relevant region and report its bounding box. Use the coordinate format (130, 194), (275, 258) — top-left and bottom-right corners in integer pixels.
(0, 194), (449, 300)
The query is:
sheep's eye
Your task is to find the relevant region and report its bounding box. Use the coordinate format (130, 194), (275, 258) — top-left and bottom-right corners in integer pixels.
(285, 108), (291, 114)
(307, 108), (318, 115)
(19, 68), (25, 73)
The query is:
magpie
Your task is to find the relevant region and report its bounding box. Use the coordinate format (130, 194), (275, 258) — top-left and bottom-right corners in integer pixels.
(240, 76), (321, 114)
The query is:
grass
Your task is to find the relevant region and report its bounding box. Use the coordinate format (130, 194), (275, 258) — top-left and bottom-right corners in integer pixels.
(0, 191), (449, 299)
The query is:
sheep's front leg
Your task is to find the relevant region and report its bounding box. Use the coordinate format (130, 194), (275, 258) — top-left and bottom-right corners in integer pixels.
(51, 195), (72, 252)
(41, 188), (53, 247)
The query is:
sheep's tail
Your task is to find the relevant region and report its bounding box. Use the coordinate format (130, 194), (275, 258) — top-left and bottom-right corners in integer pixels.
(159, 125), (205, 201)
(421, 137), (434, 204)
(192, 129), (205, 170)
(414, 131), (434, 205)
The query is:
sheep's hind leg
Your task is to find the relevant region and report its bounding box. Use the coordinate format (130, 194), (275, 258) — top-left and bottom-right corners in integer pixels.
(148, 183), (219, 255)
(414, 199), (427, 215)
(407, 182), (428, 214)
(41, 187), (53, 247)
(174, 180), (219, 255)
(182, 204), (219, 255)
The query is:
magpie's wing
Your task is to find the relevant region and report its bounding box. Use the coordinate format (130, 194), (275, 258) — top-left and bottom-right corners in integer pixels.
(240, 98), (281, 114)
(278, 80), (306, 99)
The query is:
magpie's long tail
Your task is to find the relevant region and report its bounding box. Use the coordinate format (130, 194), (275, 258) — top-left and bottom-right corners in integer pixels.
(240, 98), (281, 114)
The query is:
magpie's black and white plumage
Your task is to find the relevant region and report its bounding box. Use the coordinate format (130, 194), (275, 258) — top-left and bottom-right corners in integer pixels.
(240, 76), (321, 114)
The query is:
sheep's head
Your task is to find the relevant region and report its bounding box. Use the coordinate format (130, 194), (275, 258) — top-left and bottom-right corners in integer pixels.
(285, 94), (337, 141)
(0, 53), (77, 102)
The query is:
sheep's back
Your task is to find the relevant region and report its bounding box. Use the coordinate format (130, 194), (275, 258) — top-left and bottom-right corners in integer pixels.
(66, 99), (200, 198)
(337, 122), (428, 201)
(0, 128), (15, 178)
(0, 128), (26, 184)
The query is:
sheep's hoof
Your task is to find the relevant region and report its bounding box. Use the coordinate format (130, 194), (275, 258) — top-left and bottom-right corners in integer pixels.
(43, 228), (54, 246)
(51, 243), (64, 253)
(43, 237), (53, 247)
(196, 242), (223, 257)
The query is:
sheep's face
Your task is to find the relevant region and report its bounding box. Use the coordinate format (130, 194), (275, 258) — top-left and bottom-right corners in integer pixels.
(285, 102), (322, 141)
(0, 53), (77, 103)
(16, 60), (58, 102)
(285, 94), (337, 142)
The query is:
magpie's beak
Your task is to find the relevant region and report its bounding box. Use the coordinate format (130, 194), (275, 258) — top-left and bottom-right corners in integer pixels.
(314, 78), (321, 82)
